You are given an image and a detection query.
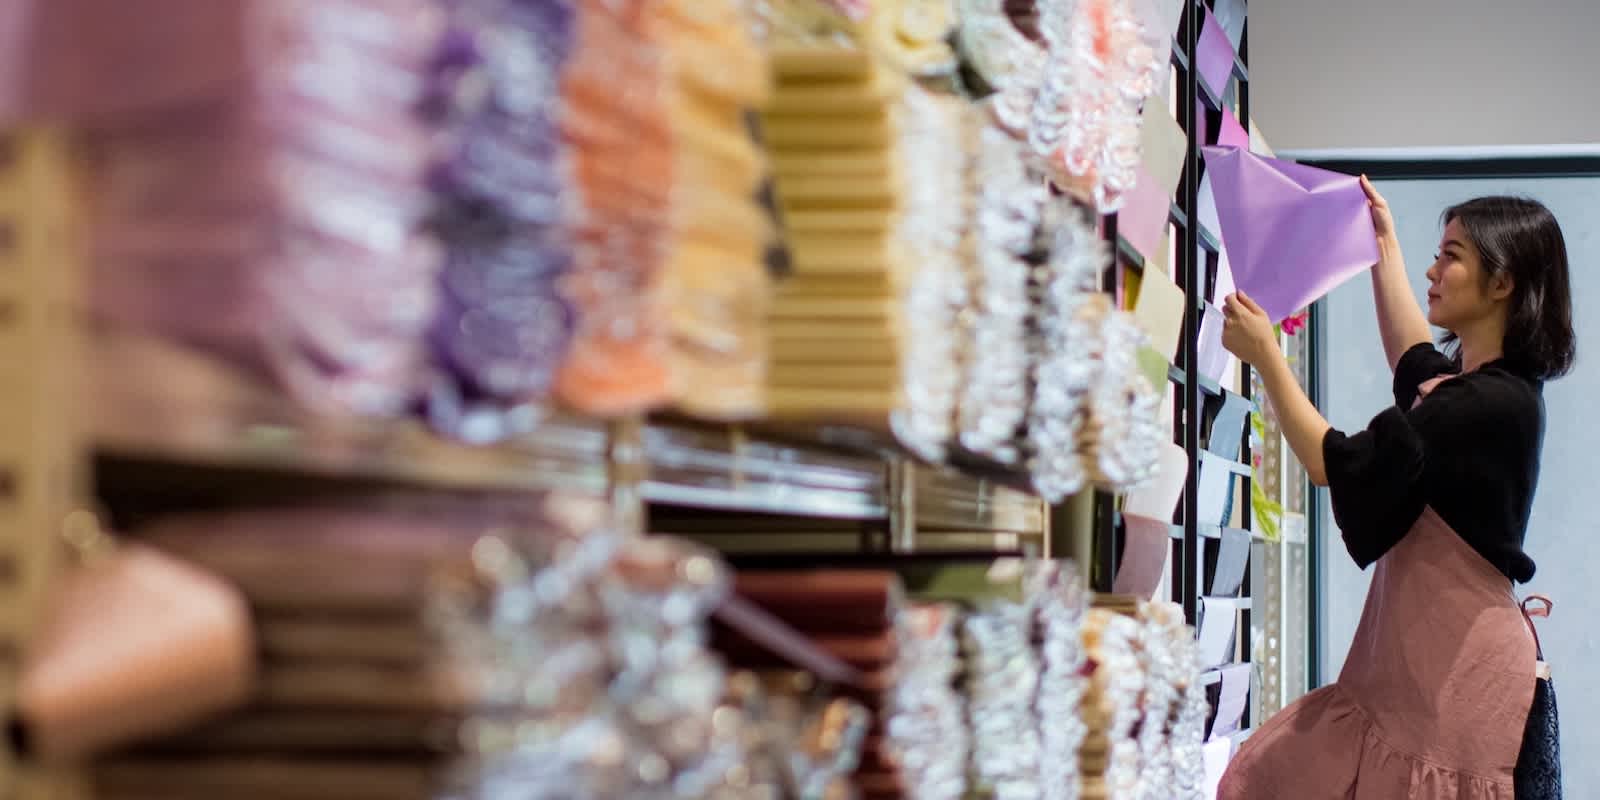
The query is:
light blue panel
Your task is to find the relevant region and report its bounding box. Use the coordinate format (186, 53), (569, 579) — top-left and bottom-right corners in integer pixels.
(1320, 174), (1600, 795)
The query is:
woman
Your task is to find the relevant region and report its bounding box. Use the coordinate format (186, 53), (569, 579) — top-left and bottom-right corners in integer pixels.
(1216, 180), (1574, 799)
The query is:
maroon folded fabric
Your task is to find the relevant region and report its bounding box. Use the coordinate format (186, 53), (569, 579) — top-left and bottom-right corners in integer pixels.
(732, 570), (903, 633)
(125, 710), (464, 756)
(713, 628), (897, 670)
(94, 758), (439, 800)
(0, 0), (248, 124)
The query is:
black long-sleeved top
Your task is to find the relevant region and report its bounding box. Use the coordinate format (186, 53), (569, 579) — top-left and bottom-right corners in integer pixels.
(1321, 342), (1544, 583)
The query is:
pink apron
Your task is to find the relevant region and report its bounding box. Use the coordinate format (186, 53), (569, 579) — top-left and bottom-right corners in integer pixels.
(1218, 505), (1536, 798)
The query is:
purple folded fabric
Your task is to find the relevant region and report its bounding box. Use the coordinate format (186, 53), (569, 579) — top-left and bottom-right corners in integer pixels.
(1195, 7), (1234, 100)
(1201, 147), (1380, 324)
(422, 0), (579, 440)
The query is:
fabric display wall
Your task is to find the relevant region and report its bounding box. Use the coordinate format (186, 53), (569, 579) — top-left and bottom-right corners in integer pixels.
(0, 0), (1319, 799)
(1088, 0), (1321, 786)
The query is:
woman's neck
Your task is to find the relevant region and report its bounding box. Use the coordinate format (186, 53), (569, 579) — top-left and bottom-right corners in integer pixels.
(1454, 318), (1506, 373)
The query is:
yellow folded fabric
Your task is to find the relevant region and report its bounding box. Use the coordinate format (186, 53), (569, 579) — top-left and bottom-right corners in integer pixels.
(762, 117), (894, 150)
(775, 274), (900, 298)
(780, 209), (895, 235)
(769, 336), (900, 364)
(770, 150), (896, 181)
(767, 80), (901, 115)
(768, 364), (899, 386)
(767, 297), (897, 320)
(766, 388), (901, 414)
(770, 46), (875, 80)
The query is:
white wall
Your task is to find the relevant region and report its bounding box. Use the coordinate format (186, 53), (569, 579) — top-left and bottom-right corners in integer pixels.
(1251, 0), (1600, 152)
(1320, 176), (1600, 794)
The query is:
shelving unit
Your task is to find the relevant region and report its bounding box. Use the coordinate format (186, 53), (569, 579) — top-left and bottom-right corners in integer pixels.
(12, 353), (1052, 800)
(0, 3), (1309, 796)
(1092, 0), (1281, 743)
(9, 271), (1051, 800)
(89, 349), (1043, 541)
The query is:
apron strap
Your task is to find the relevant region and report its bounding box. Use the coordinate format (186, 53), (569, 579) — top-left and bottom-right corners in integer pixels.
(1521, 594), (1553, 666)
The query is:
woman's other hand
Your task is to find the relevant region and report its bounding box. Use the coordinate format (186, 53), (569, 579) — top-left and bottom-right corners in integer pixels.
(1360, 174), (1396, 243)
(1360, 174), (1430, 369)
(1222, 291), (1279, 367)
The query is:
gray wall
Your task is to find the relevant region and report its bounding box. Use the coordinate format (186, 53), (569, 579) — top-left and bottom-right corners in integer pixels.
(1320, 176), (1600, 794)
(1252, 1), (1600, 151)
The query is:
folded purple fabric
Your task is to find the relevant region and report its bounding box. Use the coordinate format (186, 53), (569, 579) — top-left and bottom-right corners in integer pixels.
(1200, 147), (1380, 323)
(421, 0), (579, 441)
(1195, 7), (1235, 100)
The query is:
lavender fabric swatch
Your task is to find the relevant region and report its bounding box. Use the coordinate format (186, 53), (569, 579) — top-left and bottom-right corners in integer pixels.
(1195, 7), (1235, 100)
(423, 0), (579, 439)
(1201, 147), (1381, 324)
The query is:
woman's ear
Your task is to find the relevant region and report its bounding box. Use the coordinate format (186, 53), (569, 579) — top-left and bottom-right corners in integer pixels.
(1488, 271), (1514, 302)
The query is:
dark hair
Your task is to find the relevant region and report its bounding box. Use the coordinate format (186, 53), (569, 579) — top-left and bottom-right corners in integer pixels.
(1441, 196), (1576, 380)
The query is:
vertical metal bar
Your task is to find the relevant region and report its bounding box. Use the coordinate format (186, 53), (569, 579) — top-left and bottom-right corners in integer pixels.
(607, 417), (647, 536)
(1094, 490), (1117, 592)
(889, 459), (917, 554)
(1307, 300), (1326, 688)
(1235, 8), (1257, 727)
(1093, 210), (1122, 593)
(1180, 0), (1202, 625)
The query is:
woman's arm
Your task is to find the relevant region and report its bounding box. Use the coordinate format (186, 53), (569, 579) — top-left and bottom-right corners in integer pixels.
(1222, 292), (1331, 486)
(1361, 176), (1432, 370)
(1254, 351), (1331, 487)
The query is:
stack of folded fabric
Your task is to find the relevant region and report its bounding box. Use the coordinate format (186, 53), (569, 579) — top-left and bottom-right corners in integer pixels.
(1025, 205), (1105, 500)
(712, 569), (901, 798)
(1134, 602), (1192, 800)
(759, 1), (983, 460)
(1078, 606), (1147, 800)
(961, 587), (1043, 798)
(884, 603), (968, 800)
(1024, 0), (1166, 212)
(889, 87), (974, 461)
(760, 18), (909, 424)
(956, 115), (1046, 466)
(423, 0), (581, 439)
(552, 0), (676, 417)
(1034, 566), (1090, 800)
(657, 0), (777, 419)
(96, 507), (779, 799)
(85, 0), (445, 419)
(89, 505), (522, 799)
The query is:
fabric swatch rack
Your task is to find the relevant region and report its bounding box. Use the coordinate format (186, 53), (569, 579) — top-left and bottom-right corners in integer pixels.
(1091, 0), (1272, 749)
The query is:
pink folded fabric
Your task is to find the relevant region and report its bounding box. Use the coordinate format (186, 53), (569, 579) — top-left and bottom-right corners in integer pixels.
(77, 0), (444, 417)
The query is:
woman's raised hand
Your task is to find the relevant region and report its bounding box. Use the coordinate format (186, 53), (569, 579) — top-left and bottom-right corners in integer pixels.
(1360, 175), (1396, 242)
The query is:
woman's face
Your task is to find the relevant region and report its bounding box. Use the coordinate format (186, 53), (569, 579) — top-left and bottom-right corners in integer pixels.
(1424, 219), (1511, 331)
